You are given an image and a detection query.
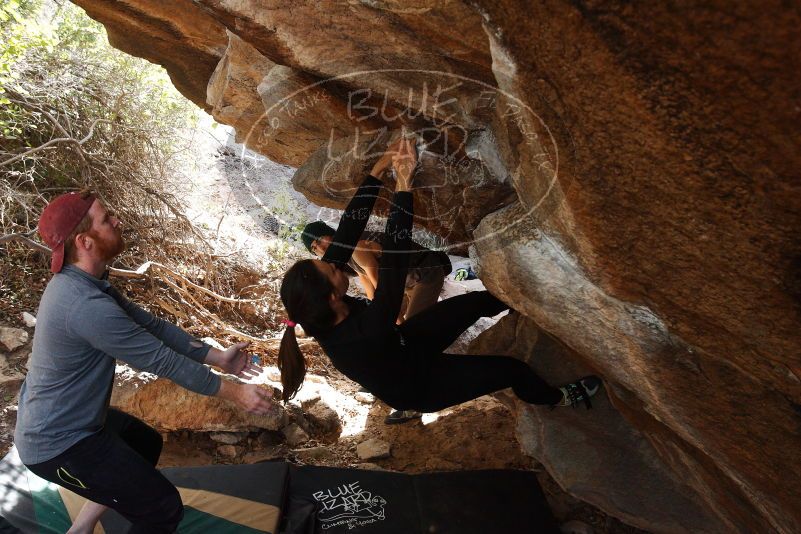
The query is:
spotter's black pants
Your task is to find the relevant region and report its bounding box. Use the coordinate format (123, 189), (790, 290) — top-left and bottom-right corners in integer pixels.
(26, 409), (182, 533)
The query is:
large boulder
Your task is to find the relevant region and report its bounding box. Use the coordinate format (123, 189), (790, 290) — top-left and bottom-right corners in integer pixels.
(472, 203), (801, 533)
(469, 313), (725, 533)
(70, 0), (801, 530)
(110, 366), (286, 432)
(72, 0), (526, 243)
(207, 32), (379, 166)
(194, 0), (495, 118)
(292, 130), (515, 246)
(71, 0), (228, 109)
(0, 327), (28, 353)
(467, 2), (801, 529)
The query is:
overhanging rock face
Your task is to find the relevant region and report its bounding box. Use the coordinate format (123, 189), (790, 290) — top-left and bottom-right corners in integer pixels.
(468, 313), (727, 533)
(71, 0), (801, 531)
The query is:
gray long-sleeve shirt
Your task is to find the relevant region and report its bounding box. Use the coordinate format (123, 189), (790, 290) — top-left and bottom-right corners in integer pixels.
(14, 264), (221, 465)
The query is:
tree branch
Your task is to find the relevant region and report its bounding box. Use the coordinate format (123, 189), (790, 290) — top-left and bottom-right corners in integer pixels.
(0, 118), (112, 168)
(0, 230), (50, 252)
(0, 235), (265, 305)
(109, 261), (266, 304)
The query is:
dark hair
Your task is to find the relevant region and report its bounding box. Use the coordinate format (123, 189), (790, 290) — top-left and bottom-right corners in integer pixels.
(300, 220), (336, 253)
(278, 259), (337, 401)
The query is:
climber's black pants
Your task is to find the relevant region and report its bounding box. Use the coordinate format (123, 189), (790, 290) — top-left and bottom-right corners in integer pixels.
(26, 409), (183, 533)
(395, 291), (563, 412)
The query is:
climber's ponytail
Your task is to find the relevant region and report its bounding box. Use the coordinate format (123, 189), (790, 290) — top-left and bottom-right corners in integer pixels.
(278, 323), (305, 401)
(278, 259), (337, 402)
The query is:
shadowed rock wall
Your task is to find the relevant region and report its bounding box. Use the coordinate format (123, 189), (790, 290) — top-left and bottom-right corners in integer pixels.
(468, 313), (727, 533)
(70, 0), (801, 531)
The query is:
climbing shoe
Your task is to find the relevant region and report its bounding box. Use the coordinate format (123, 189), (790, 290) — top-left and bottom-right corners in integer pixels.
(384, 410), (422, 425)
(555, 376), (602, 409)
(453, 267), (477, 281)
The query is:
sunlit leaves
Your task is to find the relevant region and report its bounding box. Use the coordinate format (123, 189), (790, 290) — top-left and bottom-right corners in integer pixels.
(1, 0), (201, 268)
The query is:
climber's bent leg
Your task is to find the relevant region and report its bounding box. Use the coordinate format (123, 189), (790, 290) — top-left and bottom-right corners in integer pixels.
(405, 353), (562, 413)
(399, 291), (508, 354)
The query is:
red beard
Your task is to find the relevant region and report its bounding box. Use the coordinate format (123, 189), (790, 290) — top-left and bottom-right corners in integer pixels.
(88, 228), (125, 262)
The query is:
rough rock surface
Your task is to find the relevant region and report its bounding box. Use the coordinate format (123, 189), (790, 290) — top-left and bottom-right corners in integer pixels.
(356, 438), (391, 461)
(243, 447), (285, 464)
(209, 431), (247, 445)
(302, 400), (342, 440)
(20, 313), (36, 328)
(72, 0), (801, 531)
(110, 366), (285, 432)
(0, 353), (25, 386)
(206, 31), (370, 166)
(0, 327), (28, 352)
(292, 131), (516, 245)
(281, 422), (310, 447)
(216, 444), (241, 458)
(469, 313), (725, 533)
(70, 0), (228, 109)
(294, 446), (335, 462)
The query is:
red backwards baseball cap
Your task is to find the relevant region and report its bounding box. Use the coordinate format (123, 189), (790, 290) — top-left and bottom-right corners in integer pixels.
(38, 192), (96, 273)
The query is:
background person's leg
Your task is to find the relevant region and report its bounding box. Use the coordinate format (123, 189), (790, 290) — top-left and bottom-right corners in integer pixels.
(399, 291), (509, 354)
(396, 291), (409, 324)
(410, 353), (563, 413)
(402, 273), (445, 321)
(67, 501), (108, 534)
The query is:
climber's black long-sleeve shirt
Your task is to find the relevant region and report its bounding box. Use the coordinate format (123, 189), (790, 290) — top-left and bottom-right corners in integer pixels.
(320, 175), (417, 405)
(314, 175), (553, 414)
(321, 175), (383, 268)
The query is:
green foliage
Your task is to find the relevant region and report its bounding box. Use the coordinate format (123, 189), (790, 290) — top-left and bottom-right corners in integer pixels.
(272, 189), (308, 242)
(1, 0), (196, 147)
(0, 0), (273, 333)
(0, 0), (48, 102)
(0, 0), (204, 269)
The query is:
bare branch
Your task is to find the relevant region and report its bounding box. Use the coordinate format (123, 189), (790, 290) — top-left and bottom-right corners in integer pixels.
(1, 232), (261, 305)
(0, 231), (50, 252)
(109, 261), (267, 304)
(0, 118), (112, 167)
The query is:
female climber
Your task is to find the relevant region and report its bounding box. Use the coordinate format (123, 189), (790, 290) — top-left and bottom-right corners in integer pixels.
(277, 135), (601, 414)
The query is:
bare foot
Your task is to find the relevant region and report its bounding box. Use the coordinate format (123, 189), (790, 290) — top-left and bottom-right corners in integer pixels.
(66, 523), (96, 534)
(66, 501), (107, 534)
